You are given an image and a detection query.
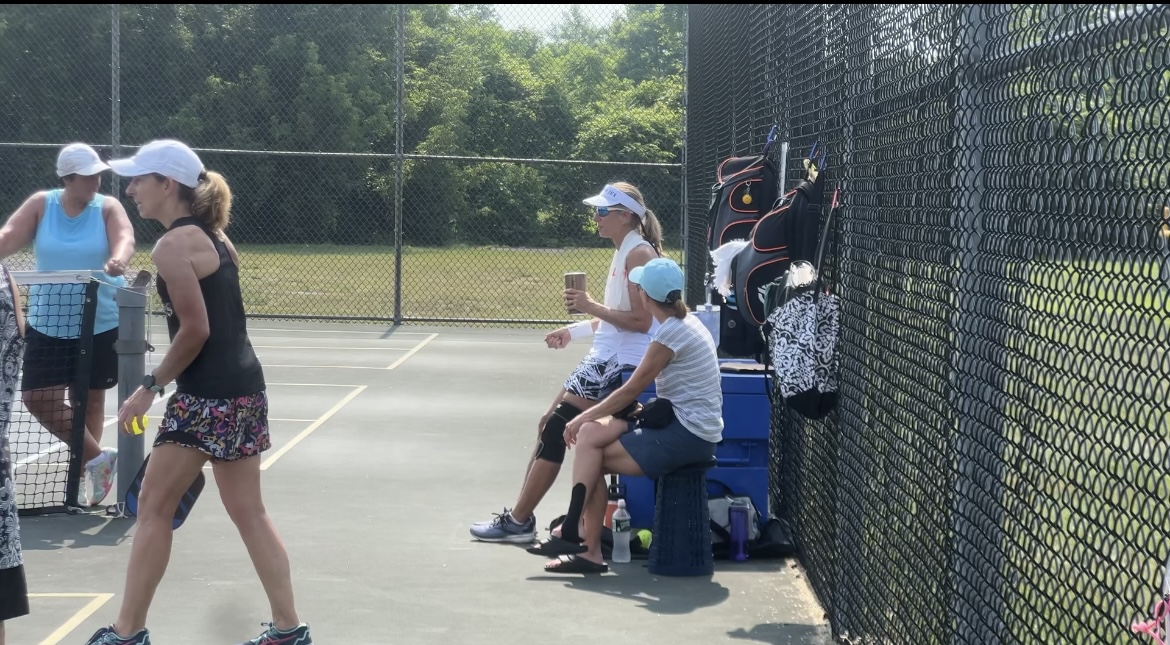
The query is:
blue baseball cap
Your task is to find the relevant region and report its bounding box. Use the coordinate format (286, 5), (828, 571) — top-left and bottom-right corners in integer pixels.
(629, 258), (685, 302)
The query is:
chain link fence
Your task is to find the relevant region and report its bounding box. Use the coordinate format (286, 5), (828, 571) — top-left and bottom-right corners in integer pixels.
(687, 4), (1170, 644)
(0, 4), (686, 325)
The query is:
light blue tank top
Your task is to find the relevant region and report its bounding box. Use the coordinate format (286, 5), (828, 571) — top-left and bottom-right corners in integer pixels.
(28, 189), (124, 338)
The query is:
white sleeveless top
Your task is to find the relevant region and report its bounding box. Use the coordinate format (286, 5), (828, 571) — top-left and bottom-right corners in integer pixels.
(590, 230), (658, 366)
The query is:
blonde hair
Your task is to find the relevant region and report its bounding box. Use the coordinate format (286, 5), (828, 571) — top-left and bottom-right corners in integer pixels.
(611, 181), (663, 255)
(176, 171), (232, 233)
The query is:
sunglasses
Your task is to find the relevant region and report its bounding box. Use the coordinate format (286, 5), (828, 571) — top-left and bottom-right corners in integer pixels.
(593, 206), (628, 217)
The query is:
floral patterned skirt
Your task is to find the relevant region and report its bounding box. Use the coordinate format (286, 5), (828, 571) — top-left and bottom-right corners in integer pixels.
(154, 390), (271, 462)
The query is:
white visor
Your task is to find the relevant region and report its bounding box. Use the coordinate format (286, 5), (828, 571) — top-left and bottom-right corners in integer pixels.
(582, 184), (646, 219)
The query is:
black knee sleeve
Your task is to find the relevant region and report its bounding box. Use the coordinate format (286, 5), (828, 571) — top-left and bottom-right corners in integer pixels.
(535, 401), (583, 464)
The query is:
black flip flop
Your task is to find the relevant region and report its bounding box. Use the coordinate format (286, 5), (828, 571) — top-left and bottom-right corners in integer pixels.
(526, 535), (586, 557)
(545, 554), (608, 574)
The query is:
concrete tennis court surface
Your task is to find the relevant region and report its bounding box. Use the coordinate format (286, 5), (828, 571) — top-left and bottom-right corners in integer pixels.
(9, 319), (830, 645)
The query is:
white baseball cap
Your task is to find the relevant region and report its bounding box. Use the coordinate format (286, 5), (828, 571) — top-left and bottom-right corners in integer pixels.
(582, 184), (646, 219)
(56, 143), (110, 177)
(108, 139), (205, 188)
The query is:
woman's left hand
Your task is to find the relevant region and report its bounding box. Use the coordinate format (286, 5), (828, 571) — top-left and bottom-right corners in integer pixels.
(118, 387), (154, 435)
(564, 416), (585, 448)
(105, 257), (129, 277)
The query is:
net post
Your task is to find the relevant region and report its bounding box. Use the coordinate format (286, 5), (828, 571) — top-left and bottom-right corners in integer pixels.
(114, 273), (149, 507)
(66, 280), (101, 509)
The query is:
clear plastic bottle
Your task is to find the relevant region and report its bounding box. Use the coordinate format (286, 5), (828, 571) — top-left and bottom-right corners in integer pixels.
(611, 499), (632, 563)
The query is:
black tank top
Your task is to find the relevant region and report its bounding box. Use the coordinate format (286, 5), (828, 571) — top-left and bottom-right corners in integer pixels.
(156, 216), (265, 399)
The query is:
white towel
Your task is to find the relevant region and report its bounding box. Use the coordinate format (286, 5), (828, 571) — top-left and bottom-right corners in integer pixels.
(709, 240), (750, 297)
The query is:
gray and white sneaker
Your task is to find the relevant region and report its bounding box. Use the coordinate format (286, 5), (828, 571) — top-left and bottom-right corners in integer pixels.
(88, 447), (118, 506)
(470, 508), (536, 543)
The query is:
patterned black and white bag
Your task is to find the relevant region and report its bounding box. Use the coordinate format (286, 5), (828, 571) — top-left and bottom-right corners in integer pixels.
(764, 189), (841, 421)
(765, 263), (839, 420)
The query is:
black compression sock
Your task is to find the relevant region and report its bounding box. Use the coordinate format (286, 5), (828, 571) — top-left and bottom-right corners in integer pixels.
(560, 483), (587, 543)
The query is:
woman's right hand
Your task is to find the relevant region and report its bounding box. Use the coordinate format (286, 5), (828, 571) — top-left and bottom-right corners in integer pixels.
(544, 327), (571, 349)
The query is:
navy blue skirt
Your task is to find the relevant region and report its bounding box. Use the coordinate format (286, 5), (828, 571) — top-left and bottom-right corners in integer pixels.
(618, 417), (717, 480)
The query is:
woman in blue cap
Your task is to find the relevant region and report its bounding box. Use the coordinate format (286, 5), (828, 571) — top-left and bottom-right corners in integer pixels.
(533, 257), (725, 573)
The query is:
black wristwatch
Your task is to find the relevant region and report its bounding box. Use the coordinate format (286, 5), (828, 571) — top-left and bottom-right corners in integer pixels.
(142, 373), (165, 397)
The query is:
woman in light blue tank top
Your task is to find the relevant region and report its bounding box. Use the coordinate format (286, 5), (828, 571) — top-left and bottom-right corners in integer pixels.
(0, 143), (136, 509)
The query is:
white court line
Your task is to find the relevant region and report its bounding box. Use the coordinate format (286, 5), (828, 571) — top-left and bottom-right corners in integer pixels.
(386, 333), (438, 369)
(225, 326), (435, 336)
(267, 382), (367, 388)
(432, 339), (552, 346)
(150, 344), (412, 351)
(259, 385), (367, 471)
(261, 364), (392, 370)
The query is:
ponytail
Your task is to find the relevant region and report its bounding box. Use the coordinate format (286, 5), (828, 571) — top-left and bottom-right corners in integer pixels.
(178, 170), (233, 233)
(608, 180), (664, 255)
(639, 209), (664, 256)
(193, 171), (232, 232)
(656, 289), (687, 319)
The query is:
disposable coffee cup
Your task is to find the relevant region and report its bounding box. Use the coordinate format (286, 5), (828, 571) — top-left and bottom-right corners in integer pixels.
(564, 272), (586, 315)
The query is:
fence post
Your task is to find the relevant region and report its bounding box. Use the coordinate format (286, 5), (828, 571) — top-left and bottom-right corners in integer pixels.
(110, 3), (121, 198)
(950, 5), (1007, 644)
(679, 7), (689, 289)
(114, 272), (149, 506)
(393, 3), (405, 325)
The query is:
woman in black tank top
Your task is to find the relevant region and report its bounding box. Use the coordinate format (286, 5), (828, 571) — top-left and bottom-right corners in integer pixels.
(89, 140), (314, 645)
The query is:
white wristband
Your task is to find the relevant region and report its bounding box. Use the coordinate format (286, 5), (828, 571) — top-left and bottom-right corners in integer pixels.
(568, 320), (594, 340)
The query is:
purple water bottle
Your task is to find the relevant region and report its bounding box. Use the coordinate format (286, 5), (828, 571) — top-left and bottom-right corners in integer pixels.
(729, 499), (750, 561)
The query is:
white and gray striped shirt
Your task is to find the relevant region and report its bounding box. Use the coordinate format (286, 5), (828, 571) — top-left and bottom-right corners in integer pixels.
(653, 314), (724, 443)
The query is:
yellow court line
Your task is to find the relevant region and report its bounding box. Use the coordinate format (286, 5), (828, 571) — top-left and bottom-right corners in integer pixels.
(29, 593), (116, 645)
(386, 333), (438, 369)
(260, 385), (367, 471)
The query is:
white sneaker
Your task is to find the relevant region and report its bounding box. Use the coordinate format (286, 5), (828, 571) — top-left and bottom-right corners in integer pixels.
(86, 448), (118, 506)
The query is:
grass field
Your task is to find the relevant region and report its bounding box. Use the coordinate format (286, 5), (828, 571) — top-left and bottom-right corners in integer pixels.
(5, 244), (687, 324)
(1000, 259), (1169, 645)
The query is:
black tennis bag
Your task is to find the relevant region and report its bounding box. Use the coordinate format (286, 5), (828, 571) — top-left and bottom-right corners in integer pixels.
(706, 132), (780, 359)
(719, 144), (828, 361)
(705, 154), (778, 254)
(731, 173), (825, 329)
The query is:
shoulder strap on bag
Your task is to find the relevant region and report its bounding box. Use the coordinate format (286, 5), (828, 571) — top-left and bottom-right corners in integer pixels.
(811, 186), (839, 306)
